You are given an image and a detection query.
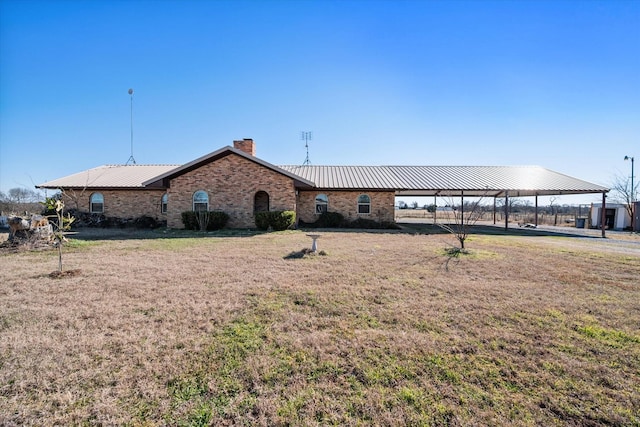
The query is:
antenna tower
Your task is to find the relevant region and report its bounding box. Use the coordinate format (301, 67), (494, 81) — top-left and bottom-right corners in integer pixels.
(301, 131), (312, 165)
(125, 88), (137, 165)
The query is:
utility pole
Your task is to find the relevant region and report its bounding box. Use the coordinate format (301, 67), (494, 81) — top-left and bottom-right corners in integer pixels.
(126, 88), (136, 165)
(625, 155), (635, 231)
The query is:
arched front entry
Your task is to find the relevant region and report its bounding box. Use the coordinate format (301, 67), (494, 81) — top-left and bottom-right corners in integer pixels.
(254, 191), (269, 212)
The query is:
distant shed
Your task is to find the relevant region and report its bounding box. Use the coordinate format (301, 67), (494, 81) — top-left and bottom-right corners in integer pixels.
(590, 203), (633, 231)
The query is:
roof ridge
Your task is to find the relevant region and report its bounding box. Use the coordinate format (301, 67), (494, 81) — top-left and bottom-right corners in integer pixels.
(103, 163), (182, 167)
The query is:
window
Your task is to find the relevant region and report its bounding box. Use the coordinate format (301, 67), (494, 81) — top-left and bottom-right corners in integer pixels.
(193, 190), (209, 212)
(315, 194), (328, 214)
(357, 194), (371, 214)
(161, 193), (168, 214)
(90, 193), (104, 213)
(254, 191), (269, 212)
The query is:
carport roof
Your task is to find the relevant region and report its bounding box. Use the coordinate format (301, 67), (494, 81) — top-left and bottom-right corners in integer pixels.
(279, 165), (608, 197)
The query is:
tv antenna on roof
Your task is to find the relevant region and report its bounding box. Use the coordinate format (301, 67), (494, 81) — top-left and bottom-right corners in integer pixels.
(301, 131), (312, 166)
(125, 88), (137, 165)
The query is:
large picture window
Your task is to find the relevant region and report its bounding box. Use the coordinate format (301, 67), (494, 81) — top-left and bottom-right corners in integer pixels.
(90, 193), (104, 213)
(357, 194), (371, 214)
(315, 194), (328, 214)
(193, 190), (209, 212)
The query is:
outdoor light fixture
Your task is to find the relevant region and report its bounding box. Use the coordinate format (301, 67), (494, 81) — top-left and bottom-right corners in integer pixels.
(625, 155), (635, 202)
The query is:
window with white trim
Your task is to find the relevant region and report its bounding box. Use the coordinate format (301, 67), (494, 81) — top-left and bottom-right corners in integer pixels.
(357, 194), (371, 214)
(161, 193), (168, 214)
(90, 193), (104, 213)
(315, 194), (328, 214)
(193, 190), (209, 212)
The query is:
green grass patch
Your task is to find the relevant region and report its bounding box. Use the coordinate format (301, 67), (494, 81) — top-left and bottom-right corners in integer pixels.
(575, 323), (640, 346)
(65, 239), (100, 249)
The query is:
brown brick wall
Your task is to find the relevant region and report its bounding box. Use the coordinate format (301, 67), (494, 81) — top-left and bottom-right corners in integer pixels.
(297, 190), (395, 224)
(62, 189), (166, 219)
(57, 155), (398, 229)
(166, 153), (297, 228)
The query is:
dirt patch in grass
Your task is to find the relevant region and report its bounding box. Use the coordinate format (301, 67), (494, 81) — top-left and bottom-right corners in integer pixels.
(283, 248), (328, 259)
(1, 230), (638, 425)
(48, 269), (82, 279)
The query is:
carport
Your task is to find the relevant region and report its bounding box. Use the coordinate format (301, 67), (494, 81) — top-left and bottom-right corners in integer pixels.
(390, 166), (610, 237)
(284, 164), (610, 237)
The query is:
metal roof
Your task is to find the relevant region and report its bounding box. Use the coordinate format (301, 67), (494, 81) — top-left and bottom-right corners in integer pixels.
(279, 166), (407, 189)
(278, 165), (608, 197)
(37, 164), (180, 189)
(142, 146), (316, 188)
(36, 151), (608, 198)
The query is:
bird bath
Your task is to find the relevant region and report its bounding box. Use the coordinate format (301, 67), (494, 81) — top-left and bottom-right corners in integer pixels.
(306, 234), (321, 252)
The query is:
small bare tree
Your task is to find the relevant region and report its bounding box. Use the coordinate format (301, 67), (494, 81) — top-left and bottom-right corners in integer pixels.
(438, 193), (488, 251)
(43, 196), (75, 273)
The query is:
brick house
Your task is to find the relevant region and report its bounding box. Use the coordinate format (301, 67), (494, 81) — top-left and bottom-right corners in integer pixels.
(37, 139), (396, 228)
(37, 138), (608, 229)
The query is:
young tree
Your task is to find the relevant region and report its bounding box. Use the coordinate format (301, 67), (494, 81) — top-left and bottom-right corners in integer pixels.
(43, 196), (75, 273)
(438, 193), (488, 251)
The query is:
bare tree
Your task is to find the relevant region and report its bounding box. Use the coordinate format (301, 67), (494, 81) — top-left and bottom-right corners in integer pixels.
(63, 188), (85, 211)
(8, 187), (41, 203)
(438, 193), (488, 251)
(0, 187), (44, 214)
(610, 173), (638, 228)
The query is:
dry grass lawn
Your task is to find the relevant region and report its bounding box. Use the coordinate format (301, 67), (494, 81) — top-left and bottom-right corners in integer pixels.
(0, 227), (639, 426)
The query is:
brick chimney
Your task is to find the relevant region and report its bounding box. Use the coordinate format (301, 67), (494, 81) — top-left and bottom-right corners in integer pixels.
(233, 138), (255, 156)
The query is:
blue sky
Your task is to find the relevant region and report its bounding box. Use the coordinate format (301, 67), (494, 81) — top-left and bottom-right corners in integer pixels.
(1, 0), (638, 205)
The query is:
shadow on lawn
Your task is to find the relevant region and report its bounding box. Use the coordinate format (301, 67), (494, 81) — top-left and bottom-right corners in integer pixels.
(397, 222), (601, 239)
(66, 222), (603, 242)
(68, 227), (266, 241)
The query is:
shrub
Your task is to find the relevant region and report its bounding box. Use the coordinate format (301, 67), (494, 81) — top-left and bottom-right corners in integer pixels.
(315, 211), (345, 228)
(270, 211), (296, 231)
(254, 212), (271, 231)
(133, 216), (162, 229)
(60, 210), (164, 229)
(181, 211), (198, 230)
(206, 211), (229, 231)
(344, 217), (383, 229)
(181, 211), (229, 231)
(299, 211), (400, 230)
(254, 211), (296, 231)
(300, 212), (345, 228)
